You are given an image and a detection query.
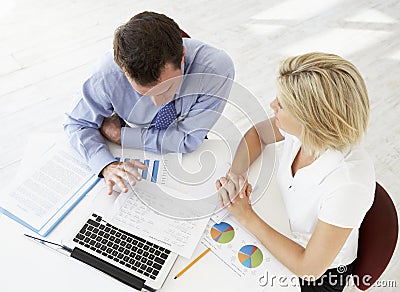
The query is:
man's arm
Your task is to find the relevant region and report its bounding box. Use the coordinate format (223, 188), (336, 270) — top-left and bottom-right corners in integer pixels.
(63, 75), (117, 176)
(121, 96), (223, 153)
(122, 73), (235, 154)
(64, 72), (149, 195)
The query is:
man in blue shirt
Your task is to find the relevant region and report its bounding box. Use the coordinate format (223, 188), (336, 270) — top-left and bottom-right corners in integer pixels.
(64, 11), (234, 195)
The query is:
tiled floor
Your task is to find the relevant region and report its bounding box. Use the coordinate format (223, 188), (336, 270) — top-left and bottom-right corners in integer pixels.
(0, 0), (399, 291)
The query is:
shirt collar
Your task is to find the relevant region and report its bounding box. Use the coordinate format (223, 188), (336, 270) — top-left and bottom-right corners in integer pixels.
(307, 149), (345, 185)
(289, 134), (345, 185)
(174, 59), (185, 100)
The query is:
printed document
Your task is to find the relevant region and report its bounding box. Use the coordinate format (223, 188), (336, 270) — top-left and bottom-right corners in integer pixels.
(110, 181), (213, 258)
(0, 136), (98, 236)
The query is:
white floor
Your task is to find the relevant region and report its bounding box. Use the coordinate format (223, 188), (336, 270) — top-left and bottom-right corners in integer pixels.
(0, 0), (399, 291)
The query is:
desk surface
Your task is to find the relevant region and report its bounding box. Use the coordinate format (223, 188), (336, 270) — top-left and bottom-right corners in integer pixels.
(0, 138), (299, 291)
(0, 177), (299, 292)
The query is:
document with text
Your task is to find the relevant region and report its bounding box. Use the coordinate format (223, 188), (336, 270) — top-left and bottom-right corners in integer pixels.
(111, 181), (212, 258)
(0, 136), (99, 236)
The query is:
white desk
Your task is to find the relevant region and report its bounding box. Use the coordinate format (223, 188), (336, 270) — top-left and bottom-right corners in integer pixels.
(163, 177), (300, 292)
(0, 138), (300, 292)
(0, 177), (299, 292)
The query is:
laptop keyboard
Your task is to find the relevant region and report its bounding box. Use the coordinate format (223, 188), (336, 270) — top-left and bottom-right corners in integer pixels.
(73, 213), (171, 280)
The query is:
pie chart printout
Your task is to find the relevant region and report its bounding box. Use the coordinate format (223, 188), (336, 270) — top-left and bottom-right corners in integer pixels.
(238, 245), (263, 268)
(210, 222), (235, 244)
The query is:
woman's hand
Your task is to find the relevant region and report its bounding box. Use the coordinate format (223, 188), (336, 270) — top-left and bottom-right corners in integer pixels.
(225, 168), (248, 191)
(216, 176), (255, 225)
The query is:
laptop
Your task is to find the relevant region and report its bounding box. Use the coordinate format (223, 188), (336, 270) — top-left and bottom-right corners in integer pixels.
(67, 212), (178, 291)
(61, 151), (213, 291)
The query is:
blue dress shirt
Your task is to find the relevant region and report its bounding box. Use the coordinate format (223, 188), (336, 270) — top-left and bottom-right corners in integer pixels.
(63, 38), (235, 175)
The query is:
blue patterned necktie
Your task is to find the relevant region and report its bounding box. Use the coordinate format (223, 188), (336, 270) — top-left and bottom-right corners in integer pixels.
(154, 100), (177, 130)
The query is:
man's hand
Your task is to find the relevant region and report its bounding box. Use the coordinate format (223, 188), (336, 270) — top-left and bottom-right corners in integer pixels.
(100, 115), (122, 144)
(101, 160), (148, 195)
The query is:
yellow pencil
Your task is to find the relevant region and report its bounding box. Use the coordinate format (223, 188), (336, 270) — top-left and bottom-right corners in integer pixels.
(174, 247), (211, 279)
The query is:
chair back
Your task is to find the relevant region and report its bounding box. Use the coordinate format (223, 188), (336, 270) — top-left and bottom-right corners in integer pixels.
(180, 29), (190, 38)
(353, 182), (398, 290)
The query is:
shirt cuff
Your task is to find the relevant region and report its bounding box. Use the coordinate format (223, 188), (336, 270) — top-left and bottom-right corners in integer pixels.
(121, 127), (144, 149)
(87, 147), (117, 177)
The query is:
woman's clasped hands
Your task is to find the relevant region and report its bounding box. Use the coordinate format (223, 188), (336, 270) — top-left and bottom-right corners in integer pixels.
(215, 171), (255, 223)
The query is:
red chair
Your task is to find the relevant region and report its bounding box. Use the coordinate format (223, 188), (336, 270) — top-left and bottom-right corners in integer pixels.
(352, 182), (398, 290)
(180, 29), (190, 38)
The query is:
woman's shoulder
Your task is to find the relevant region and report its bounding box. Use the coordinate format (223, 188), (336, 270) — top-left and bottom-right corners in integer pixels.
(343, 146), (375, 186)
(318, 147), (375, 228)
(322, 146), (375, 198)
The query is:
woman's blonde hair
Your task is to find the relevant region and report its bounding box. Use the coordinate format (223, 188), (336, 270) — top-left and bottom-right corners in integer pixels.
(277, 52), (370, 156)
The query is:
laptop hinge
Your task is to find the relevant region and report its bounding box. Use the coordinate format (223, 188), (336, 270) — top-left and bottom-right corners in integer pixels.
(71, 247), (146, 290)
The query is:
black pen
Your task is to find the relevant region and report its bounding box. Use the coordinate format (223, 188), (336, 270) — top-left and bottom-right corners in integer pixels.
(24, 234), (73, 253)
(23, 234), (154, 291)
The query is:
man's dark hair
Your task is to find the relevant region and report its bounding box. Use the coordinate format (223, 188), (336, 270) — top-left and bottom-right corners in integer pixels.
(113, 11), (183, 86)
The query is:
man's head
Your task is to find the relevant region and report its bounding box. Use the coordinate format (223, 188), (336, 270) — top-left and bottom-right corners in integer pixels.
(113, 11), (184, 105)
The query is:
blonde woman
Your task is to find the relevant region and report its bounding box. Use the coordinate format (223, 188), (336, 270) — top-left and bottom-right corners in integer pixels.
(217, 52), (375, 291)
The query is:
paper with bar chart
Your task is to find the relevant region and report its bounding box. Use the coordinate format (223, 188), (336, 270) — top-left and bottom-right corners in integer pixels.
(116, 155), (165, 184)
(115, 155), (172, 186)
(108, 142), (181, 187)
(108, 140), (232, 216)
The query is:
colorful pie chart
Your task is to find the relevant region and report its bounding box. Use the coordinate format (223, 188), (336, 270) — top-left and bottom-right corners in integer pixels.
(238, 245), (263, 268)
(210, 222), (235, 244)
